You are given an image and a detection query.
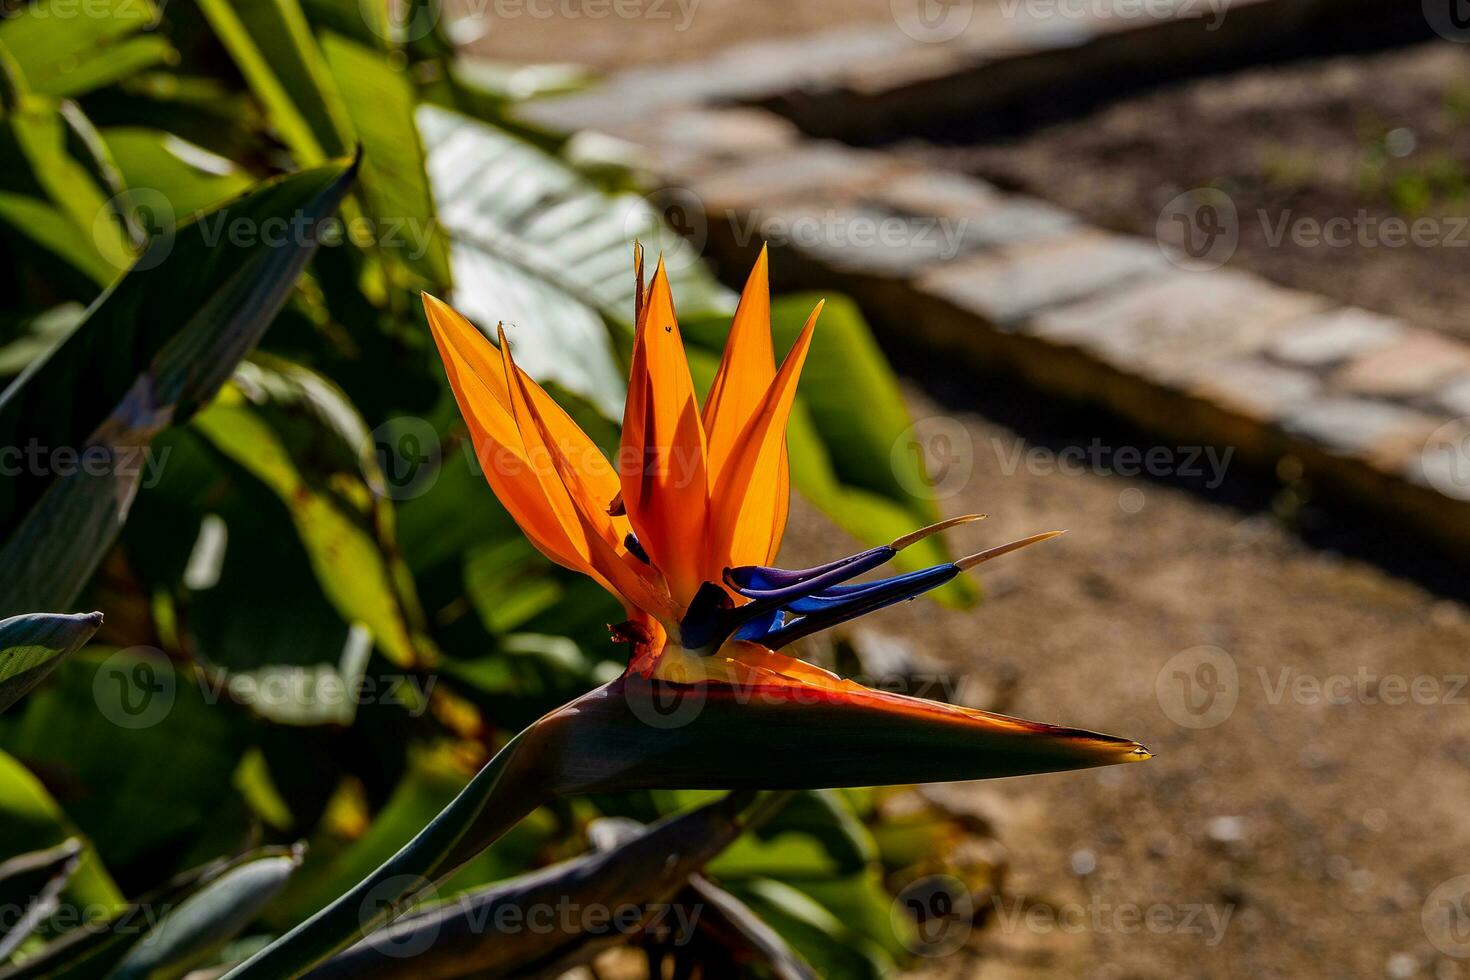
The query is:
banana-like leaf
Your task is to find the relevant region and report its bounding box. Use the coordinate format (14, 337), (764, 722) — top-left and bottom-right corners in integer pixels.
(0, 649), (247, 869)
(321, 33), (451, 289)
(585, 815), (816, 980)
(195, 0), (353, 163)
(417, 103), (733, 417)
(677, 874), (818, 980)
(189, 358), (434, 669)
(725, 878), (888, 980)
(0, 611), (101, 713)
(110, 847), (303, 980)
(0, 847), (299, 980)
(0, 97), (132, 283)
(0, 0), (172, 98)
(0, 750), (122, 939)
(0, 839), (83, 962)
(302, 792), (777, 979)
(0, 158), (357, 619)
(102, 128), (254, 218)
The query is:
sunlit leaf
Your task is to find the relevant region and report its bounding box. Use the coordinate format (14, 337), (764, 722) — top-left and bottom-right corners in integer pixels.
(0, 611), (101, 713)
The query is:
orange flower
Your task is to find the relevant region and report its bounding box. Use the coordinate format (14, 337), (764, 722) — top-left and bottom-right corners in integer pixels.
(423, 245), (1148, 771)
(226, 250), (1151, 978)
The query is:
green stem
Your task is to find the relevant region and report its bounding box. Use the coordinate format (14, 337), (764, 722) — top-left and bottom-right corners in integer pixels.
(222, 731), (543, 979)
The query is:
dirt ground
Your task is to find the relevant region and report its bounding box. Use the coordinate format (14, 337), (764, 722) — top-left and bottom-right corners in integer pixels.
(906, 41), (1470, 343)
(778, 377), (1470, 980)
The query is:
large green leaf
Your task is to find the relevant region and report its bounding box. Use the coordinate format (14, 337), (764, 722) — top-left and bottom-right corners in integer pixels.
(0, 0), (171, 98)
(725, 878), (890, 980)
(0, 751), (123, 929)
(267, 746), (556, 932)
(418, 103), (733, 417)
(300, 792), (778, 979)
(101, 127), (254, 218)
(321, 33), (451, 289)
(110, 848), (302, 980)
(0, 612), (101, 713)
(0, 847), (297, 980)
(189, 358), (434, 669)
(0, 650), (247, 869)
(0, 157), (357, 619)
(0, 97), (132, 283)
(195, 0), (352, 164)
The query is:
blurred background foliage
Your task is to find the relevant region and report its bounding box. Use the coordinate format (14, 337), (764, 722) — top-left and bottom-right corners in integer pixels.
(0, 0), (987, 974)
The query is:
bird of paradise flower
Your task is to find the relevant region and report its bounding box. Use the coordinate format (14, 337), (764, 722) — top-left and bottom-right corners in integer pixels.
(228, 246), (1148, 978)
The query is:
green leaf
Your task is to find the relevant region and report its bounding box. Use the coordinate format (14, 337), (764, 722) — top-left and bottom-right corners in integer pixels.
(301, 792), (774, 979)
(725, 878), (890, 980)
(189, 358), (433, 669)
(110, 848), (303, 980)
(418, 103), (733, 417)
(0, 611), (102, 713)
(0, 97), (132, 282)
(0, 847), (295, 980)
(0, 0), (171, 97)
(320, 33), (451, 289)
(263, 746), (556, 935)
(0, 650), (247, 869)
(681, 874), (818, 980)
(195, 0), (353, 163)
(0, 750), (123, 927)
(0, 839), (83, 963)
(0, 157), (357, 619)
(101, 127), (254, 217)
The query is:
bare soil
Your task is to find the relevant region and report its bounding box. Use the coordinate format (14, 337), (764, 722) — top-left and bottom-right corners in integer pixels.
(779, 380), (1470, 980)
(904, 41), (1470, 343)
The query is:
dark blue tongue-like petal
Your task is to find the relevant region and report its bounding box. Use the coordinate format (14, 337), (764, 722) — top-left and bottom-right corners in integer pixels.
(726, 546), (893, 602)
(723, 549), (882, 593)
(761, 563), (961, 648)
(682, 517), (1062, 654)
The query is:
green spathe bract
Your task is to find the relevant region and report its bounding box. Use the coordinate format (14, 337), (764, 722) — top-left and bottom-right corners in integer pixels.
(226, 671), (1146, 977)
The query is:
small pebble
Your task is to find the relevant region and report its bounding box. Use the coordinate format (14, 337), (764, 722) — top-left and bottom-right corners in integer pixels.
(1387, 951), (1417, 978)
(1207, 815), (1246, 845)
(1070, 849), (1098, 876)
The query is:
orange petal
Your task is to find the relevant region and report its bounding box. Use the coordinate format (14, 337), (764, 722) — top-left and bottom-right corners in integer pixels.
(423, 294), (596, 577)
(707, 300), (822, 574)
(618, 257), (710, 609)
(702, 244), (774, 482)
(498, 327), (677, 623)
